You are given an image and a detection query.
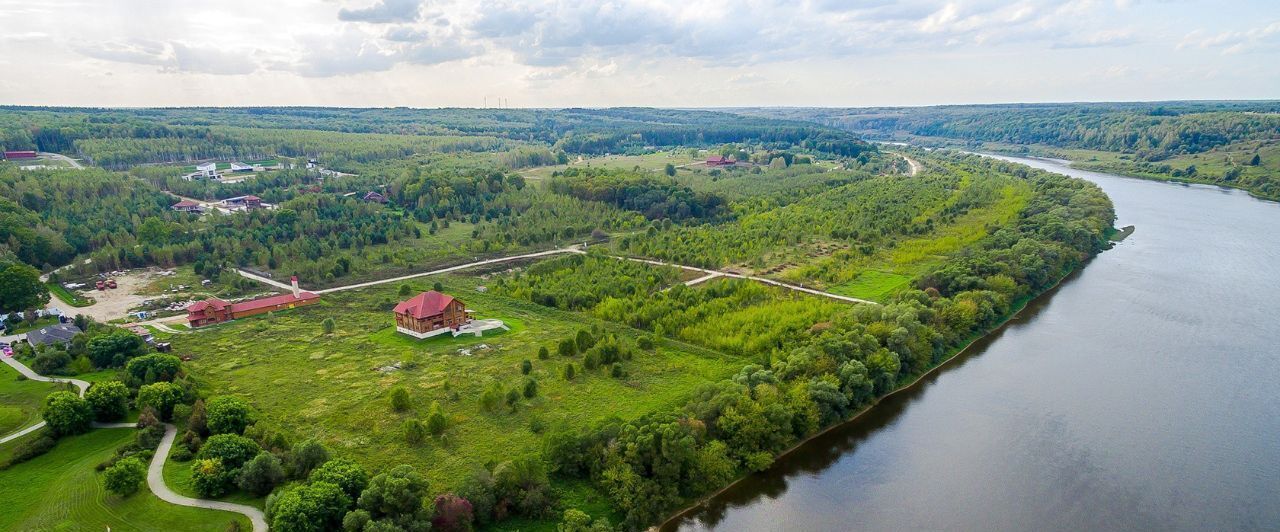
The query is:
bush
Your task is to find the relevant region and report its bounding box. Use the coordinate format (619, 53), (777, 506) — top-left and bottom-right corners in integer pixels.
(136, 423), (166, 450)
(192, 458), (233, 497)
(610, 364), (624, 379)
(42, 391), (93, 437)
(583, 351), (600, 370)
(125, 353), (182, 384)
(557, 338), (577, 357)
(563, 364), (576, 380)
(104, 457), (147, 497)
(237, 452), (286, 496)
(188, 399), (209, 436)
(433, 493), (475, 532)
(135, 381), (184, 421)
(520, 359), (532, 375)
(85, 380), (129, 421)
(389, 386), (411, 412)
(206, 396), (254, 435)
(538, 346), (550, 360)
(425, 402), (448, 436)
(637, 336), (654, 350)
(575, 330), (595, 352)
(322, 317), (335, 334)
(523, 378), (538, 399)
(2, 433), (57, 468)
(32, 349), (71, 375)
(480, 383), (504, 413)
(505, 388), (520, 410)
(289, 439), (330, 478)
(268, 482), (351, 531)
(87, 331), (147, 368)
(403, 419), (426, 444)
(398, 284), (412, 296)
(171, 446), (194, 462)
(198, 433), (262, 471)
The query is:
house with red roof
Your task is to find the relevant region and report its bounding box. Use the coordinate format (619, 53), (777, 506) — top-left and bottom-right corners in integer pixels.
(706, 155), (734, 167)
(186, 276), (319, 327)
(171, 199), (204, 213)
(393, 290), (469, 339)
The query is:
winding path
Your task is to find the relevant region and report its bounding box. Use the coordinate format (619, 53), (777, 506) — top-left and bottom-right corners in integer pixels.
(0, 355), (268, 531)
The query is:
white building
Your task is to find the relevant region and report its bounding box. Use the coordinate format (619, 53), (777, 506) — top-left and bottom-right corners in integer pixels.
(196, 162), (218, 179)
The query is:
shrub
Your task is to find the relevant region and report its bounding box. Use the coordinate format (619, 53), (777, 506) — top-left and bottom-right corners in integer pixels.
(563, 364), (576, 380)
(433, 493), (475, 532)
(523, 378), (539, 399)
(135, 381), (184, 421)
(322, 317), (335, 334)
(206, 396), (255, 435)
(192, 458), (233, 497)
(198, 433), (262, 471)
(389, 386), (411, 412)
(403, 419), (426, 444)
(637, 336), (654, 350)
(85, 380), (129, 421)
(557, 338), (577, 357)
(125, 353), (182, 384)
(104, 457), (147, 497)
(237, 452), (286, 496)
(289, 439), (330, 478)
(538, 346), (550, 360)
(575, 330), (595, 352)
(583, 351), (600, 370)
(426, 402), (448, 436)
(32, 349), (71, 375)
(268, 482), (351, 531)
(2, 433), (57, 468)
(610, 364), (624, 378)
(521, 359), (532, 375)
(398, 284), (412, 296)
(42, 391), (93, 437)
(136, 423), (166, 450)
(480, 383), (504, 413)
(309, 458), (369, 500)
(188, 399), (208, 436)
(505, 388), (520, 409)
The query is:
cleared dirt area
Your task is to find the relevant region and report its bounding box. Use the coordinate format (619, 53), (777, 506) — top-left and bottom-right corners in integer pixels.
(50, 270), (170, 322)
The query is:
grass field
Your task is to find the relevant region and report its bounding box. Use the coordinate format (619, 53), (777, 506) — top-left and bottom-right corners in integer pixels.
(163, 272), (748, 495)
(0, 363), (59, 437)
(0, 428), (252, 531)
(520, 151), (700, 180)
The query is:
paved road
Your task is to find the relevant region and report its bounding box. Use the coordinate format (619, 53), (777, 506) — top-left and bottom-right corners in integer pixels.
(149, 424), (269, 531)
(0, 355), (90, 444)
(312, 247), (586, 294)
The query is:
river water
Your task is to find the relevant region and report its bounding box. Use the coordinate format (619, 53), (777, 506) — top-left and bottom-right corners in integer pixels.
(667, 156), (1280, 531)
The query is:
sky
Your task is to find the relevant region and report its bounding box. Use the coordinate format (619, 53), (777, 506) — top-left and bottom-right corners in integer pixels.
(0, 0), (1276, 108)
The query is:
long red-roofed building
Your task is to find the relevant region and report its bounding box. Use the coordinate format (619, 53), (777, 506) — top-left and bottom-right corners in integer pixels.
(186, 276), (319, 327)
(393, 290), (469, 339)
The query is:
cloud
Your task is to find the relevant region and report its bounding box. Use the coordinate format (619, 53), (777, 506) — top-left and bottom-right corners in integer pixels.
(1052, 29), (1139, 49)
(337, 0), (423, 24)
(76, 39), (171, 67)
(1179, 21), (1280, 55)
(170, 43), (258, 75)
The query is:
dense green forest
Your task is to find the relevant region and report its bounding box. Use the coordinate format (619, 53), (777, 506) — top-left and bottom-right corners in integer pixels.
(743, 101), (1280, 200)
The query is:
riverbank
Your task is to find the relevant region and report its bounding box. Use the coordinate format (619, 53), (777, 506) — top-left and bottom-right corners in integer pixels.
(659, 254), (1094, 530)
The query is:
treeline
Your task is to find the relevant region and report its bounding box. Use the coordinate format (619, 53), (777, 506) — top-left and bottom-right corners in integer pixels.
(757, 102), (1280, 161)
(512, 152), (1113, 529)
(550, 167), (727, 221)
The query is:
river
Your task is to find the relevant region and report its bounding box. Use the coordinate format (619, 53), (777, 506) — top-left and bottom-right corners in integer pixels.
(666, 155), (1280, 531)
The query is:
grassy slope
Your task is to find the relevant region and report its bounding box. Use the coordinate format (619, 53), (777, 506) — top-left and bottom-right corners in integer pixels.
(165, 274), (747, 495)
(1064, 141), (1280, 200)
(0, 428), (251, 531)
(0, 363), (59, 436)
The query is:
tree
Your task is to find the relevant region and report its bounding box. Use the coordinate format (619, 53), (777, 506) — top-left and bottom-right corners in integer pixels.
(310, 458), (369, 500)
(433, 281), (444, 292)
(0, 262), (49, 313)
(664, 163), (676, 177)
(42, 391), (93, 437)
(403, 419), (426, 444)
(104, 456), (147, 497)
(432, 493), (474, 532)
(505, 388), (520, 409)
(237, 452), (287, 496)
(192, 458), (234, 497)
(207, 396), (255, 435)
(125, 353), (182, 384)
(85, 380), (129, 421)
(31, 349), (71, 375)
(563, 363), (576, 380)
(575, 330), (595, 352)
(398, 284), (413, 296)
(135, 381), (184, 420)
(188, 399), (209, 436)
(87, 331), (147, 368)
(322, 317), (336, 334)
(355, 465), (433, 530)
(198, 433), (262, 471)
(425, 402), (448, 436)
(289, 439), (331, 479)
(523, 378), (538, 399)
(520, 359), (532, 375)
(557, 338), (577, 357)
(537, 346), (550, 360)
(1250, 154), (1262, 166)
(390, 386), (411, 412)
(269, 481), (351, 532)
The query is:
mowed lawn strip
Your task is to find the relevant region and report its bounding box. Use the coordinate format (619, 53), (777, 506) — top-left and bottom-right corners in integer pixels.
(0, 363), (62, 436)
(168, 274), (748, 492)
(0, 428), (252, 531)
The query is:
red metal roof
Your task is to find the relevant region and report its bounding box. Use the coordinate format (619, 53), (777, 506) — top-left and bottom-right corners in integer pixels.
(393, 291), (456, 319)
(229, 291), (319, 313)
(172, 200), (201, 208)
(188, 298), (229, 313)
(4, 151), (37, 159)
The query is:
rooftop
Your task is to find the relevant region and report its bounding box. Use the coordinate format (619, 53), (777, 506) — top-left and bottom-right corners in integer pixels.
(393, 290), (457, 319)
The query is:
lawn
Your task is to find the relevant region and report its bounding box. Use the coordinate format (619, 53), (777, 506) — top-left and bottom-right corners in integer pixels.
(0, 363), (59, 437)
(3, 314), (61, 335)
(48, 282), (95, 307)
(0, 428), (252, 531)
(165, 273), (749, 493)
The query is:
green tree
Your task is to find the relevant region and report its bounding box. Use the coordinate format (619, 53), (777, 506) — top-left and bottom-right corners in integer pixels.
(87, 331), (147, 368)
(402, 418), (426, 444)
(0, 262), (49, 313)
(398, 284), (412, 296)
(425, 402), (448, 436)
(505, 388), (520, 409)
(563, 363), (576, 380)
(557, 338), (577, 357)
(523, 378), (539, 399)
(390, 386), (411, 412)
(206, 396), (255, 435)
(664, 163), (676, 177)
(104, 456), (147, 497)
(188, 398), (209, 436)
(433, 281), (444, 292)
(575, 330), (595, 352)
(85, 380), (129, 421)
(1250, 154), (1262, 166)
(354, 465), (433, 531)
(42, 391), (92, 437)
(521, 359), (533, 375)
(192, 458), (233, 497)
(135, 381), (184, 420)
(290, 439), (331, 478)
(538, 346), (550, 360)
(310, 458), (369, 500)
(268, 481), (351, 532)
(125, 353), (182, 384)
(237, 452), (286, 496)
(198, 433), (262, 471)
(322, 317), (335, 334)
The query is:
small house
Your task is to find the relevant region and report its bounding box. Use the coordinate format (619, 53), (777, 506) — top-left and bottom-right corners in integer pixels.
(393, 291), (469, 339)
(363, 191), (388, 204)
(706, 155), (734, 167)
(230, 162), (253, 172)
(171, 199), (204, 213)
(26, 323), (82, 347)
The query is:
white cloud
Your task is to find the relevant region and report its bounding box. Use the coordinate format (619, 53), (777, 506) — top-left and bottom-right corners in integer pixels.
(337, 0), (423, 23)
(1179, 21), (1280, 55)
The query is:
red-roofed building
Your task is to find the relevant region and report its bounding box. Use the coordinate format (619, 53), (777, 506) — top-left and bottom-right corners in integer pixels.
(186, 276), (319, 327)
(172, 199), (204, 213)
(393, 290), (468, 339)
(3, 151), (37, 160)
(706, 155), (735, 167)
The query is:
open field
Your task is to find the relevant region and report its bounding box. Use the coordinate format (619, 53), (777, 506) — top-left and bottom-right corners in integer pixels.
(48, 282), (95, 307)
(163, 272), (749, 493)
(0, 363), (59, 437)
(0, 428), (252, 531)
(520, 151), (701, 180)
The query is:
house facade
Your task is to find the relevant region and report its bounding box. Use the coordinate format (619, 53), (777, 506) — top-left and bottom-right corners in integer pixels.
(393, 291), (469, 339)
(186, 276), (319, 327)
